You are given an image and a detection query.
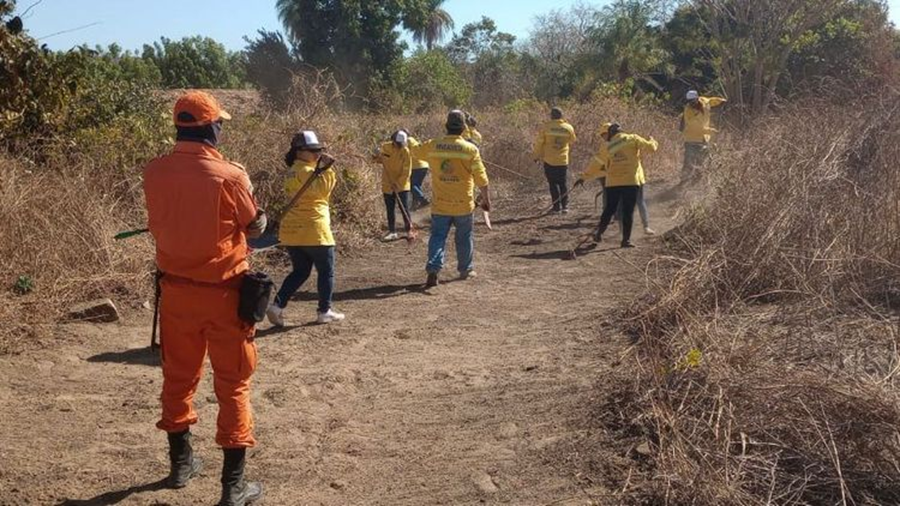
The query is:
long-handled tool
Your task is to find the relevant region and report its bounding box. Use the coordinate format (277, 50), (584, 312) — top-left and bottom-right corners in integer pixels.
(567, 221), (605, 260)
(393, 188), (419, 244)
(484, 159), (536, 181)
(539, 183), (584, 216)
(115, 228), (149, 241)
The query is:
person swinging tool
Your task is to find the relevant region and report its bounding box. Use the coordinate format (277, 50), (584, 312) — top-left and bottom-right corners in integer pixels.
(266, 130), (345, 327)
(412, 110), (491, 287)
(575, 123), (656, 236)
(534, 107), (577, 214)
(680, 90), (726, 183)
(591, 123), (658, 249)
(373, 130), (414, 241)
(143, 91), (265, 506)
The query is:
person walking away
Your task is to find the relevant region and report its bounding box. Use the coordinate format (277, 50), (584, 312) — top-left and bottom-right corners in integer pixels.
(680, 90), (726, 182)
(374, 130), (414, 241)
(534, 107), (577, 213)
(592, 123), (658, 248)
(408, 134), (431, 210)
(143, 91), (266, 506)
(266, 131), (345, 327)
(464, 113), (483, 146)
(412, 110), (491, 287)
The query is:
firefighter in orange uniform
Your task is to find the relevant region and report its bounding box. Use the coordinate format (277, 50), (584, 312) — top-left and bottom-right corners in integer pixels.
(143, 91), (265, 506)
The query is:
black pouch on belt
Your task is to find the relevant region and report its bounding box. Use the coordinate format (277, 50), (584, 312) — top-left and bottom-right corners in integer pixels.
(238, 272), (275, 323)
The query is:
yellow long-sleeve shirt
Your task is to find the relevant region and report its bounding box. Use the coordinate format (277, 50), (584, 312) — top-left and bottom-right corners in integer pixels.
(605, 133), (658, 187)
(682, 96), (727, 144)
(464, 127), (483, 146)
(374, 141), (412, 193)
(582, 141), (609, 182)
(412, 135), (490, 216)
(408, 136), (429, 169)
(278, 160), (337, 247)
(533, 119), (577, 166)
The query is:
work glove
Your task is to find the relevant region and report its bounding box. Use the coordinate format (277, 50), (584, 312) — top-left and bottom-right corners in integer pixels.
(574, 178), (585, 188)
(315, 153), (336, 174)
(247, 209), (268, 238)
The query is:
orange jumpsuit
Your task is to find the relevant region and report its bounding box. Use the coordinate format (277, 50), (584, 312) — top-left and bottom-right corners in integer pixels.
(143, 141), (260, 448)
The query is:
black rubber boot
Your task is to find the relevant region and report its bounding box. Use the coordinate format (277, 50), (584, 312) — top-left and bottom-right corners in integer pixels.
(219, 448), (264, 506)
(167, 430), (203, 489)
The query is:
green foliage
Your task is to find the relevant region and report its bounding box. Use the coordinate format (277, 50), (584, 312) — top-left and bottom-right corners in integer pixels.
(397, 50), (471, 111)
(13, 275), (33, 296)
(142, 36), (246, 89)
(445, 17), (523, 106)
(243, 30), (300, 107)
(403, 0), (455, 51)
(276, 0), (412, 104)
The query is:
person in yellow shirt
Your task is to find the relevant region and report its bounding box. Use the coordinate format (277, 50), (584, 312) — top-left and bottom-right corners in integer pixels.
(412, 110), (491, 288)
(407, 133), (431, 210)
(373, 130), (413, 241)
(591, 123), (658, 248)
(680, 90), (726, 182)
(266, 130), (345, 327)
(464, 113), (483, 146)
(533, 107), (577, 213)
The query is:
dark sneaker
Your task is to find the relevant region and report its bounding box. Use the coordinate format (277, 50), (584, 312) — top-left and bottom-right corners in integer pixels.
(460, 270), (477, 280)
(426, 272), (439, 288)
(621, 241), (636, 249)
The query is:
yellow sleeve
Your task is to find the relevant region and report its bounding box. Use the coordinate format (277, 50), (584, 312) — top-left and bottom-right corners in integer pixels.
(471, 148), (489, 188)
(582, 154), (607, 181)
(569, 125), (577, 143)
(634, 135), (659, 153)
(707, 97), (727, 108)
(533, 130), (544, 159)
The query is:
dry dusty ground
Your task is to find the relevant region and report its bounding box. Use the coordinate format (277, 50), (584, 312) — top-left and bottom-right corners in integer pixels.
(0, 180), (680, 506)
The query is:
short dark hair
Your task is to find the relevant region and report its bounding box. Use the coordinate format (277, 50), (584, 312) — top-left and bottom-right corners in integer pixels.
(551, 107), (563, 120)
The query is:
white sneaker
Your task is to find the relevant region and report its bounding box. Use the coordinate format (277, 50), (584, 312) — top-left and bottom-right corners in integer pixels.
(266, 304), (284, 327)
(644, 227), (657, 236)
(317, 309), (346, 324)
(383, 232), (400, 242)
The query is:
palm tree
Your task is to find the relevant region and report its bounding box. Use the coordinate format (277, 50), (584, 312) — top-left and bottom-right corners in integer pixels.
(408, 0), (455, 51)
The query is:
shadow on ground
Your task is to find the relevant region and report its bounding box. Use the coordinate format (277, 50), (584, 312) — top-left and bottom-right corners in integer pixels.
(87, 347), (160, 367)
(56, 478), (168, 505)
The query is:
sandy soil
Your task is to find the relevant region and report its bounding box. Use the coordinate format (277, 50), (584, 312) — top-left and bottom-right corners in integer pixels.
(0, 181), (678, 506)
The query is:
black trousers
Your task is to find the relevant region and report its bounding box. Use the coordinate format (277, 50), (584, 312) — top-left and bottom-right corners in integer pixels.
(543, 164), (569, 211)
(597, 186), (639, 244)
(383, 191), (412, 233)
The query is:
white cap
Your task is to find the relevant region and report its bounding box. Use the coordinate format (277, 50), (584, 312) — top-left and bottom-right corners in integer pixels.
(394, 130), (409, 147)
(686, 90), (699, 101)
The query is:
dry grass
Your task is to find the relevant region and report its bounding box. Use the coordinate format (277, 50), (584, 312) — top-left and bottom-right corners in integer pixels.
(626, 97), (900, 504)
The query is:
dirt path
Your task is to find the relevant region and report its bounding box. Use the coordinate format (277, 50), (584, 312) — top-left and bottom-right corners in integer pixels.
(0, 181), (678, 506)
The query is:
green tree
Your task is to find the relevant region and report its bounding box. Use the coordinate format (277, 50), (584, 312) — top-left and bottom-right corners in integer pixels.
(142, 36), (245, 89)
(276, 0), (411, 103)
(397, 49), (471, 111)
(590, 0), (671, 87)
(243, 30), (301, 107)
(445, 17), (524, 106)
(403, 0), (455, 51)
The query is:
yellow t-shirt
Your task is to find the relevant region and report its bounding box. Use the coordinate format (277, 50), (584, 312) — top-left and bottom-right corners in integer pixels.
(605, 133), (658, 188)
(408, 137), (430, 169)
(682, 96), (726, 143)
(412, 135), (490, 216)
(533, 119), (577, 166)
(278, 160), (337, 247)
(375, 141), (412, 193)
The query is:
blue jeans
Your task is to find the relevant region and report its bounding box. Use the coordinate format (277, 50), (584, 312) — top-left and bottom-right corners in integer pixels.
(411, 168), (429, 205)
(427, 214), (474, 274)
(274, 246), (335, 313)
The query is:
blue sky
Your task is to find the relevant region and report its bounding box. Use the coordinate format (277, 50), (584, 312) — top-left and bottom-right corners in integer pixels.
(19, 0), (900, 52)
(22, 0), (592, 51)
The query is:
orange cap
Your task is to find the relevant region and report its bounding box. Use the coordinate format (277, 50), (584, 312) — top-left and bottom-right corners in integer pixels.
(173, 91), (232, 127)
